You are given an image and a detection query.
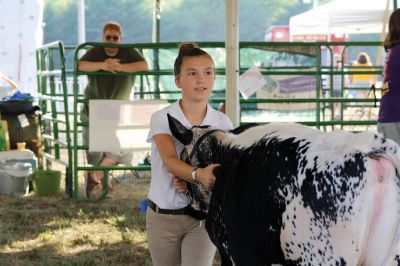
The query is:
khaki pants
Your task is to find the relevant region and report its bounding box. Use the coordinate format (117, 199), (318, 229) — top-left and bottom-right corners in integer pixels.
(146, 207), (216, 266)
(378, 122), (400, 146)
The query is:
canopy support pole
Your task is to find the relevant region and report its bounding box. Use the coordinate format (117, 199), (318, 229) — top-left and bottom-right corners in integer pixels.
(77, 0), (85, 44)
(225, 0), (240, 126)
(376, 0), (391, 68)
(152, 0), (161, 97)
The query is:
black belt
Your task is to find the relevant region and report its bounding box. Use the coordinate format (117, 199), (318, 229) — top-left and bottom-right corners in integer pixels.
(147, 199), (189, 215)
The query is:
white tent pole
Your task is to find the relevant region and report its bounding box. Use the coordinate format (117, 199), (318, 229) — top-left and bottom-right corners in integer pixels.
(225, 0), (240, 126)
(78, 0), (86, 44)
(376, 0), (391, 67)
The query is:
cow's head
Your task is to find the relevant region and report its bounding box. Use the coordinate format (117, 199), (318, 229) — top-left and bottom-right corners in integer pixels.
(168, 114), (260, 216)
(167, 114), (227, 216)
(168, 114), (260, 166)
(168, 114), (225, 167)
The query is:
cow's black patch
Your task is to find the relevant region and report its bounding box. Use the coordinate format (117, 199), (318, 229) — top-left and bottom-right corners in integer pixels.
(230, 123), (260, 135)
(199, 136), (304, 265)
(301, 152), (366, 224)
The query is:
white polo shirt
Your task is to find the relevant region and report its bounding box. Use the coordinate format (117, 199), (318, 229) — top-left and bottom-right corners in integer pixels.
(146, 100), (233, 209)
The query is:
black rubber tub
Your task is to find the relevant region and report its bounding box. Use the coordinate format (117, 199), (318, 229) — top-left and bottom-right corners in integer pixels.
(0, 101), (39, 115)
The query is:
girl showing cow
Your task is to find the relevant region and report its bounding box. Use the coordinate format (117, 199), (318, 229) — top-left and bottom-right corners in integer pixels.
(145, 43), (233, 266)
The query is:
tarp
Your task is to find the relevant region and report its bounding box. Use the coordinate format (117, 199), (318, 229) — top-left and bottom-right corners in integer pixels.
(289, 0), (392, 36)
(0, 0), (44, 96)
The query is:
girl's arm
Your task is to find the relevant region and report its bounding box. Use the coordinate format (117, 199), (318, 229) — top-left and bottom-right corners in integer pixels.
(154, 134), (218, 189)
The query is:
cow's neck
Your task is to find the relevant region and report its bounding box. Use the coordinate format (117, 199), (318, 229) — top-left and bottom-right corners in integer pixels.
(210, 133), (244, 166)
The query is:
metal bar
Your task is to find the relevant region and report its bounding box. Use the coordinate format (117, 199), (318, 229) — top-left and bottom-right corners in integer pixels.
(66, 40), (383, 200)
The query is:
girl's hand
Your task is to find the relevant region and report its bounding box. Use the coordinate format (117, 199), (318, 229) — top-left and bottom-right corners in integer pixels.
(173, 176), (188, 193)
(195, 164), (220, 189)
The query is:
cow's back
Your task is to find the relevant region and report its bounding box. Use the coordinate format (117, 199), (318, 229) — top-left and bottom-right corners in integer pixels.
(216, 123), (400, 265)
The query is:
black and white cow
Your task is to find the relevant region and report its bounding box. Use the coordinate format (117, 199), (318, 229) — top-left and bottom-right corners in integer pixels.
(168, 114), (400, 266)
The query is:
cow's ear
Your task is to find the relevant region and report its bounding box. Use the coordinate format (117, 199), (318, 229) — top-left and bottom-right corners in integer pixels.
(167, 114), (193, 145)
(230, 122), (260, 135)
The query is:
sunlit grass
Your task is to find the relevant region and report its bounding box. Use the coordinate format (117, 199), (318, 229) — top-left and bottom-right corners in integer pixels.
(0, 171), (153, 265)
(0, 170), (220, 265)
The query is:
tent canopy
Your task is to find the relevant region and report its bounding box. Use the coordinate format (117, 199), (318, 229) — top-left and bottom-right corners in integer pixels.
(289, 0), (393, 36)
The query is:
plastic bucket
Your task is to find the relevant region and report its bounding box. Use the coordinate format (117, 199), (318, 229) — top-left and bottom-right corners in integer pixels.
(0, 162), (31, 195)
(31, 169), (61, 196)
(0, 172), (28, 195)
(140, 199), (148, 213)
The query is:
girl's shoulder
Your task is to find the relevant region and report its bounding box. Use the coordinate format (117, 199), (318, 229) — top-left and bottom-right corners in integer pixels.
(207, 105), (233, 129)
(208, 105), (228, 117)
(151, 101), (179, 120)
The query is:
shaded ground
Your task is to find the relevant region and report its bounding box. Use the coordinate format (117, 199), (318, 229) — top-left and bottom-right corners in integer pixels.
(0, 169), (221, 266)
(0, 171), (150, 266)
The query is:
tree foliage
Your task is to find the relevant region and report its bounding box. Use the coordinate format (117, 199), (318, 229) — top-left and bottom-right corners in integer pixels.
(44, 0), (77, 45)
(43, 0), (333, 44)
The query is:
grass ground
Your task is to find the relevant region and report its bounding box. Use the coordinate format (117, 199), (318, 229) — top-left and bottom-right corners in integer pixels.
(0, 169), (220, 265)
(0, 170), (151, 266)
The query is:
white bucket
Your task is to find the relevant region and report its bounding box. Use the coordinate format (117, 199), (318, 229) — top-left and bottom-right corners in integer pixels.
(0, 162), (32, 195)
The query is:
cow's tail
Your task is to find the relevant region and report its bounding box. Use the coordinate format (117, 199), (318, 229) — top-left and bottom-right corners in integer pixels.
(368, 152), (400, 177)
(365, 136), (400, 266)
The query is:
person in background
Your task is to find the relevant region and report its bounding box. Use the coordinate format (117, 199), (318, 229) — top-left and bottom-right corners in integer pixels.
(332, 54), (343, 119)
(78, 21), (149, 198)
(348, 51), (374, 99)
(378, 9), (400, 145)
(146, 43), (233, 266)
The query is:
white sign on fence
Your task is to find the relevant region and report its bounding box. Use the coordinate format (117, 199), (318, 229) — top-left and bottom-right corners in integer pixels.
(89, 99), (168, 152)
